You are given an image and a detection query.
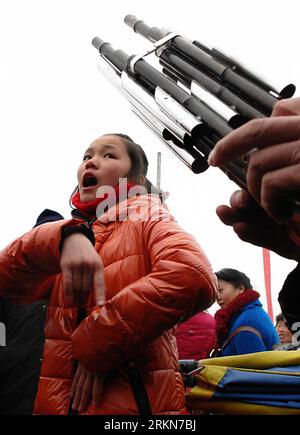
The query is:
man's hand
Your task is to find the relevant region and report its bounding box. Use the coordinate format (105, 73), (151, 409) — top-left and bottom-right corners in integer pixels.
(60, 233), (105, 306)
(209, 98), (300, 224)
(216, 189), (300, 262)
(70, 364), (104, 413)
(207, 97), (300, 260)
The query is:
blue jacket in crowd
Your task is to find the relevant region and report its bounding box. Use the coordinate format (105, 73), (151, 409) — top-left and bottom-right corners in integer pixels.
(221, 300), (279, 357)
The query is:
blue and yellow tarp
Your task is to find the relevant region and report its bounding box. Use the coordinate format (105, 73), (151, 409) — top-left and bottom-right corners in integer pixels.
(187, 350), (300, 415)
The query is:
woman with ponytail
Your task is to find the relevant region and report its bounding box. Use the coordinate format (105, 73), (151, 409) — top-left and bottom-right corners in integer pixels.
(0, 133), (217, 415)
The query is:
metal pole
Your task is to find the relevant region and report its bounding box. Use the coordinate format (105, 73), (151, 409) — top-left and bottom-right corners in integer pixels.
(156, 152), (162, 191)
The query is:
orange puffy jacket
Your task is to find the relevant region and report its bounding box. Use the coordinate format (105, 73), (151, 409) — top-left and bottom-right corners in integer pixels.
(0, 195), (217, 414)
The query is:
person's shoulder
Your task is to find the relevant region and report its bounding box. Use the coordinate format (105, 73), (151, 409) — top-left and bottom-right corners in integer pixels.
(239, 300), (262, 314)
(233, 305), (261, 325)
(235, 304), (273, 332)
(193, 311), (215, 327)
(33, 209), (64, 227)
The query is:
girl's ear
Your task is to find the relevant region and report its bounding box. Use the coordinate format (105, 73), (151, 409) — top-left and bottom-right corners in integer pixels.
(139, 175), (146, 185)
(130, 175), (145, 185)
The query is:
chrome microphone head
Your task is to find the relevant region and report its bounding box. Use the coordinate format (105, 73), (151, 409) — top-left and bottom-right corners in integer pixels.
(124, 14), (139, 29)
(91, 37), (105, 51)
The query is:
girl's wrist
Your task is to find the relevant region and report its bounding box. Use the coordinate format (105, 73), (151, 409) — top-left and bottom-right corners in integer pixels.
(60, 224), (95, 252)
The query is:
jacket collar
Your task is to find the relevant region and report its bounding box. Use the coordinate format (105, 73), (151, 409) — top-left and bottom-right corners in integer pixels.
(96, 194), (161, 224)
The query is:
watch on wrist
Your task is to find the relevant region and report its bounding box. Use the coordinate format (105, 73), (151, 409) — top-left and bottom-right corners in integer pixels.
(60, 224), (95, 251)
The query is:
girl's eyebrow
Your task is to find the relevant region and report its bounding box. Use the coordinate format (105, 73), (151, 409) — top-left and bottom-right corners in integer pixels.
(84, 144), (119, 155)
(101, 144), (119, 152)
(83, 147), (94, 155)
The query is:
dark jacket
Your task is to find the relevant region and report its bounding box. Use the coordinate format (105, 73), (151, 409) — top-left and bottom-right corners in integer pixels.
(278, 263), (300, 331)
(0, 209), (64, 415)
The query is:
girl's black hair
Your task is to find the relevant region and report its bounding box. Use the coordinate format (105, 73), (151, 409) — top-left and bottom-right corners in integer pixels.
(108, 133), (166, 200)
(111, 133), (149, 180)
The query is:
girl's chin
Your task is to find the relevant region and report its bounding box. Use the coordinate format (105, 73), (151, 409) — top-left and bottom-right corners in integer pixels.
(80, 192), (97, 202)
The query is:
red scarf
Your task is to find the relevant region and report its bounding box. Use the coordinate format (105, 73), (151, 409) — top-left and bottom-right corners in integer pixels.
(214, 289), (260, 347)
(72, 183), (136, 219)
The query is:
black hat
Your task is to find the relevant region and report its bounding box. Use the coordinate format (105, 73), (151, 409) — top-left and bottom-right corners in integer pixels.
(215, 268), (252, 289)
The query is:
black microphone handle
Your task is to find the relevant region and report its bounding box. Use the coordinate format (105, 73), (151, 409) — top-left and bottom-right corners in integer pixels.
(131, 57), (233, 138)
(124, 14), (167, 41)
(92, 36), (233, 138)
(124, 16), (279, 114)
(167, 37), (278, 115)
(160, 51), (266, 119)
(92, 37), (129, 72)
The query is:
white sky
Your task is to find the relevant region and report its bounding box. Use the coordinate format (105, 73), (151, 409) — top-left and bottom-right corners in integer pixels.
(0, 0), (299, 317)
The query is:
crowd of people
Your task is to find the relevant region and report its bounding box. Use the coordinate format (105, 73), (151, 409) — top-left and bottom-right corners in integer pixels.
(1, 96), (300, 415)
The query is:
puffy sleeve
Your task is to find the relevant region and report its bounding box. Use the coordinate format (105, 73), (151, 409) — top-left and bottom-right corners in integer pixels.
(72, 198), (217, 373)
(0, 219), (75, 303)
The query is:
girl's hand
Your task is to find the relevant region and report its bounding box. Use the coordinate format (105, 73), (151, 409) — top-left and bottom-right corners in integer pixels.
(70, 363), (104, 412)
(60, 233), (105, 306)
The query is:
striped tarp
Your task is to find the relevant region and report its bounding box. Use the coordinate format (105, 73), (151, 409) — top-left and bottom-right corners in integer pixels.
(187, 351), (300, 414)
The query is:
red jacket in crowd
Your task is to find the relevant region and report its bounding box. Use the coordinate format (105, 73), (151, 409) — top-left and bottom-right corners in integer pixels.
(176, 311), (216, 360)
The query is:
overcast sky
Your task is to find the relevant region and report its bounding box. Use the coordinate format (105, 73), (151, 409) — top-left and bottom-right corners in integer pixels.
(1, 0), (299, 316)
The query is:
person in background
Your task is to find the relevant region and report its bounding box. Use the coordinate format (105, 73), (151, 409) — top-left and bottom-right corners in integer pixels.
(214, 268), (279, 357)
(275, 313), (293, 345)
(176, 311), (216, 361)
(0, 209), (64, 415)
(272, 311), (297, 351)
(273, 311), (300, 351)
